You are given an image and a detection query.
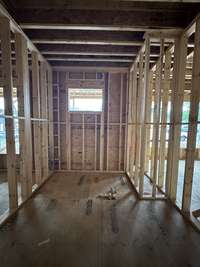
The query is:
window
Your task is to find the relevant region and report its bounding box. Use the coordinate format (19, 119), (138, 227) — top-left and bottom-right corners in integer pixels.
(0, 87), (19, 154)
(68, 88), (103, 112)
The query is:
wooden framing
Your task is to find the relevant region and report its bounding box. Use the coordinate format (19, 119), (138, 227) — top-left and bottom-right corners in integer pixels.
(82, 113), (85, 170)
(0, 4), (53, 225)
(157, 49), (172, 188)
(166, 35), (188, 201)
(0, 17), (18, 210)
(130, 69), (137, 176)
(151, 40), (164, 197)
(47, 67), (54, 171)
(1, 0), (200, 232)
(138, 36), (150, 196)
(66, 72), (71, 170)
(15, 32), (33, 198)
(144, 70), (153, 174)
(94, 114), (97, 170)
(106, 73), (110, 171)
(182, 17), (200, 213)
(40, 61), (49, 179)
(118, 73), (123, 171)
(134, 52), (143, 188)
(32, 51), (42, 185)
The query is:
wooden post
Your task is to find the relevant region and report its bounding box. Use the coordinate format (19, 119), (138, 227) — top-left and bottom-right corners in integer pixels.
(152, 39), (164, 197)
(150, 67), (158, 180)
(15, 32), (33, 198)
(144, 70), (153, 173)
(66, 72), (71, 170)
(31, 51), (42, 185)
(139, 36), (150, 196)
(118, 73), (123, 170)
(94, 114), (97, 170)
(158, 50), (172, 188)
(100, 76), (105, 170)
(135, 53), (143, 187)
(166, 34), (188, 201)
(126, 70), (133, 173)
(124, 71), (129, 171)
(47, 67), (54, 171)
(82, 113), (85, 170)
(40, 61), (49, 179)
(182, 18), (200, 212)
(106, 73), (110, 171)
(129, 65), (138, 178)
(0, 17), (18, 210)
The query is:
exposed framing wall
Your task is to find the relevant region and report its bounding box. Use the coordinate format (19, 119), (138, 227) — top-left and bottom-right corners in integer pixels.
(0, 12), (54, 224)
(126, 16), (200, 229)
(52, 69), (128, 172)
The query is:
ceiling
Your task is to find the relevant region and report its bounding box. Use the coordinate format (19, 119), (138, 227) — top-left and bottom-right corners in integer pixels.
(2, 0), (200, 68)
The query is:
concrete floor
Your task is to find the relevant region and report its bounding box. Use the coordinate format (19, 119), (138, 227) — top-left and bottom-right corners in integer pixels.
(0, 172), (200, 267)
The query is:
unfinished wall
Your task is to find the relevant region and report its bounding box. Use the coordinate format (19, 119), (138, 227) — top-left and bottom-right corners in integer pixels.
(53, 69), (128, 171)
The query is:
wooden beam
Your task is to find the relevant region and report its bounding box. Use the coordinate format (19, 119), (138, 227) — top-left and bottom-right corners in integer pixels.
(15, 32), (33, 198)
(182, 18), (200, 212)
(139, 36), (150, 197)
(46, 57), (133, 63)
(82, 113), (85, 170)
(42, 51), (136, 57)
(144, 70), (153, 174)
(126, 70), (133, 174)
(152, 39), (164, 197)
(99, 77), (105, 171)
(134, 52), (143, 187)
(0, 17), (18, 210)
(40, 61), (49, 179)
(31, 51), (42, 184)
(118, 73), (123, 171)
(66, 72), (71, 170)
(20, 23), (182, 32)
(158, 49), (172, 188)
(51, 61), (131, 68)
(166, 34), (188, 201)
(47, 67), (54, 171)
(106, 73), (110, 171)
(127, 64), (138, 178)
(33, 39), (143, 46)
(36, 44), (146, 55)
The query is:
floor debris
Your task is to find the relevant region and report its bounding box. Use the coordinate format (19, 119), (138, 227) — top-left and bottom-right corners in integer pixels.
(38, 239), (50, 247)
(97, 187), (117, 200)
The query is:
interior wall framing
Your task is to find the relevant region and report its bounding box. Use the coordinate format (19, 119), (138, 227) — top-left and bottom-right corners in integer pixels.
(126, 15), (200, 229)
(0, 12), (54, 224)
(52, 69), (128, 172)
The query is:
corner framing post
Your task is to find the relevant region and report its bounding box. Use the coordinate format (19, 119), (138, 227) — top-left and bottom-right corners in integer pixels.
(0, 17), (18, 210)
